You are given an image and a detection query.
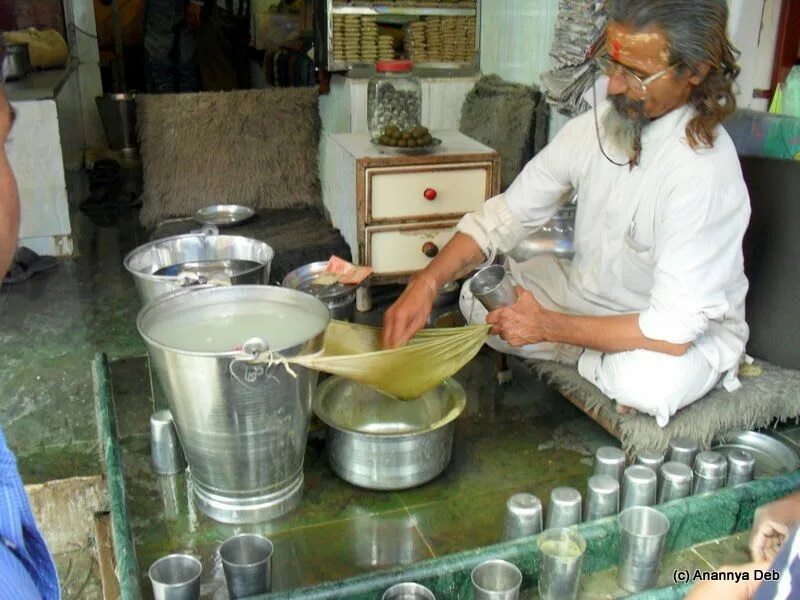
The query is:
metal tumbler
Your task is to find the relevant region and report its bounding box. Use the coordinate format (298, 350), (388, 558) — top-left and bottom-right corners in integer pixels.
(658, 462), (693, 503)
(537, 528), (586, 600)
(149, 554), (202, 600)
(692, 451), (728, 495)
(667, 437), (699, 467)
(469, 265), (517, 310)
(150, 410), (187, 475)
(635, 450), (665, 474)
(219, 534), (273, 598)
(471, 559), (522, 600)
(621, 465), (657, 509)
(592, 446), (626, 482)
(726, 449), (756, 487)
(383, 582), (436, 600)
(502, 493), (543, 541)
(618, 507), (670, 593)
(546, 487), (582, 529)
(585, 474), (620, 521)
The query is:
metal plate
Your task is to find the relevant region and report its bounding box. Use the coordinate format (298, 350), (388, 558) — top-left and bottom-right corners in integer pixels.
(712, 431), (799, 479)
(370, 137), (442, 156)
(281, 261), (359, 301)
(194, 205), (255, 226)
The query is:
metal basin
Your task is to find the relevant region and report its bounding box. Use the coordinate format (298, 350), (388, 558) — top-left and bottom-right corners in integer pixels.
(282, 261), (358, 321)
(137, 285), (329, 523)
(313, 376), (466, 490)
(124, 228), (274, 305)
(508, 204), (575, 262)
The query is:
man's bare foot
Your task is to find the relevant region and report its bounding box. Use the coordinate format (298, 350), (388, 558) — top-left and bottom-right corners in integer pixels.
(615, 404), (638, 416)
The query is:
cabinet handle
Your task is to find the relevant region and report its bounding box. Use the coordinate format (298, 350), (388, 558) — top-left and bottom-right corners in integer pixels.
(422, 242), (439, 258)
(423, 188), (438, 201)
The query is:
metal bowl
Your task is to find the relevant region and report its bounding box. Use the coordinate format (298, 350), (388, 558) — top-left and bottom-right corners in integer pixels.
(282, 261), (359, 322)
(712, 431), (799, 479)
(371, 137), (442, 156)
(314, 376), (466, 490)
(194, 204), (255, 226)
(433, 280), (460, 307)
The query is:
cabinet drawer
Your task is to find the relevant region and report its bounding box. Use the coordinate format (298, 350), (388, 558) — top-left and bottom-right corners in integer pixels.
(366, 163), (491, 222)
(366, 222), (458, 276)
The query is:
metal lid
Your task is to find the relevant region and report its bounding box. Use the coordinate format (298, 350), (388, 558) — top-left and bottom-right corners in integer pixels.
(660, 461), (693, 483)
(624, 465), (657, 484)
(694, 451), (728, 478)
(376, 59), (413, 72)
(588, 474), (620, 495)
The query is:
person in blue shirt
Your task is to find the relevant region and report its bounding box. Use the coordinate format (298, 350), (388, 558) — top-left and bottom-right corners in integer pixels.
(0, 40), (61, 599)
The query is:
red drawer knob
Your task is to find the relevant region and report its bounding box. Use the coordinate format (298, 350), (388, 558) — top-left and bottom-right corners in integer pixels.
(422, 242), (439, 258)
(423, 188), (438, 201)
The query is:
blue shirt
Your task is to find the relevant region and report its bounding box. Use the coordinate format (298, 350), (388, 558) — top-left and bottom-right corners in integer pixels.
(754, 525), (800, 600)
(0, 427), (60, 599)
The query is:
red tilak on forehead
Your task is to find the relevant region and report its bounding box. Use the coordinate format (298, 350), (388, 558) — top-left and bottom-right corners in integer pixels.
(611, 38), (622, 60)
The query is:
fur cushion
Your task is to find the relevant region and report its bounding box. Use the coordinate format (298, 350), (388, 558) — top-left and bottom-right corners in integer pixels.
(137, 88), (321, 227)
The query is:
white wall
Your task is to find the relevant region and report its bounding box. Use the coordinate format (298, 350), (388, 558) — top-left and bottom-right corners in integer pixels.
(728, 0), (783, 111)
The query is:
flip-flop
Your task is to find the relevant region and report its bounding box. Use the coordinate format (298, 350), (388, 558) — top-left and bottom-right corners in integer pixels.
(3, 247), (58, 284)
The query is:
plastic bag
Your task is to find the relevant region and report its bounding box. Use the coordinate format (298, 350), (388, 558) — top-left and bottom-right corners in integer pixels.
(289, 320), (490, 400)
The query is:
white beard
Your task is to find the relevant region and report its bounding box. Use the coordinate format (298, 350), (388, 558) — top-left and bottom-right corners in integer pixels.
(602, 104), (642, 158)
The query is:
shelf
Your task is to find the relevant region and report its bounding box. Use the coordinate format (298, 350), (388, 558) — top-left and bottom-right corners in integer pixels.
(332, 6), (477, 16)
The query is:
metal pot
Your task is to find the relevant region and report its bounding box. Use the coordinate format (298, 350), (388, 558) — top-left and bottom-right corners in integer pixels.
(3, 43), (31, 81)
(124, 227), (274, 305)
(282, 261), (358, 322)
(313, 376), (466, 490)
(508, 203), (575, 262)
(137, 285), (330, 523)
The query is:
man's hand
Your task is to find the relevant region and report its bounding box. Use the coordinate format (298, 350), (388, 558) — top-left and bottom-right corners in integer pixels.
(485, 286), (553, 347)
(749, 493), (800, 561)
(382, 275), (438, 349)
(185, 3), (203, 29)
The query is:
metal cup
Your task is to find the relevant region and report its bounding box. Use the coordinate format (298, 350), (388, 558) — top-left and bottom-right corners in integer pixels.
(726, 449), (756, 487)
(667, 437), (699, 467)
(383, 582), (436, 600)
(592, 446), (626, 482)
(635, 450), (665, 474)
(585, 475), (620, 521)
(546, 487), (582, 529)
(219, 534), (273, 599)
(657, 462), (693, 503)
(150, 410), (187, 475)
(621, 465), (657, 509)
(471, 559), (522, 600)
(149, 554), (202, 600)
(502, 493), (543, 541)
(618, 506), (670, 593)
(537, 528), (586, 600)
(469, 265), (517, 310)
(692, 451), (727, 495)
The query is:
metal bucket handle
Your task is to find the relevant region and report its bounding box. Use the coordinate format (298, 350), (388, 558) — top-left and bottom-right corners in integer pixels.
(191, 225), (219, 236)
(228, 338), (299, 390)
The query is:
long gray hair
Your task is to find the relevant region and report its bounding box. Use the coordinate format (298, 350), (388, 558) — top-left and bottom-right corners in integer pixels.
(606, 0), (740, 150)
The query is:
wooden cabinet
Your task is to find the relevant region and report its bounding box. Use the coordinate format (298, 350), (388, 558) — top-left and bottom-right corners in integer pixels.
(323, 130), (500, 310)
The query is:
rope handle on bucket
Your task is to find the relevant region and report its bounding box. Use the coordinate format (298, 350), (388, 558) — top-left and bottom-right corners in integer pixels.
(229, 337), (300, 387)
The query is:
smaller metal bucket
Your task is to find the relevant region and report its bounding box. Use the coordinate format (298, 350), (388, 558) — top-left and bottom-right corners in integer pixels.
(314, 376), (466, 490)
(124, 228), (274, 305)
(96, 93), (137, 152)
(282, 261), (357, 322)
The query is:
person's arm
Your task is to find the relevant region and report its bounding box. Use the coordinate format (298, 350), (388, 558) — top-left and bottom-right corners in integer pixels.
(0, 90), (19, 279)
(381, 114), (588, 348)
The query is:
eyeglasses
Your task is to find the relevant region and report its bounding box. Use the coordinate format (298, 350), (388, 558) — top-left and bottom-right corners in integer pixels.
(593, 55), (673, 93)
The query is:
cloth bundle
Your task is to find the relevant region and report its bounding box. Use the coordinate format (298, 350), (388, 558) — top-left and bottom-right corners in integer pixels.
(255, 320), (490, 400)
(540, 0), (606, 116)
(4, 29), (68, 69)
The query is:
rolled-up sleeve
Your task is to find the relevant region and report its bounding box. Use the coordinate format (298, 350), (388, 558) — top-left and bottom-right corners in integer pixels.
(638, 178), (751, 344)
(457, 115), (581, 257)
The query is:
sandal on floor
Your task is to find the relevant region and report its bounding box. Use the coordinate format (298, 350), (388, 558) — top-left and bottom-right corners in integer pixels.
(3, 247), (58, 284)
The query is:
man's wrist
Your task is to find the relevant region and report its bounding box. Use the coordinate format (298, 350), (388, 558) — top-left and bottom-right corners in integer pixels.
(542, 308), (566, 344)
(410, 271), (440, 300)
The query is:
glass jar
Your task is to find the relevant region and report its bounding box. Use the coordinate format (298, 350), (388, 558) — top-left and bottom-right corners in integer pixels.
(367, 60), (422, 142)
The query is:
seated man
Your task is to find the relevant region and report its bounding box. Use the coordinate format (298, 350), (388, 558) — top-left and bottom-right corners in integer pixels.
(382, 0), (750, 428)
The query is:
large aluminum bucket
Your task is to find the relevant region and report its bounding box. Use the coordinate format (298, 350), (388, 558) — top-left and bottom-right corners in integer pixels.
(137, 285), (330, 523)
(124, 228), (274, 305)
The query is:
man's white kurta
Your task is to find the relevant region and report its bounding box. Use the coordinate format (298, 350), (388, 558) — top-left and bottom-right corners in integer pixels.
(457, 101), (751, 390)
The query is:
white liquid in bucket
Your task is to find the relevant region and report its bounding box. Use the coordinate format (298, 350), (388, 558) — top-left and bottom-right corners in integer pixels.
(146, 300), (326, 352)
